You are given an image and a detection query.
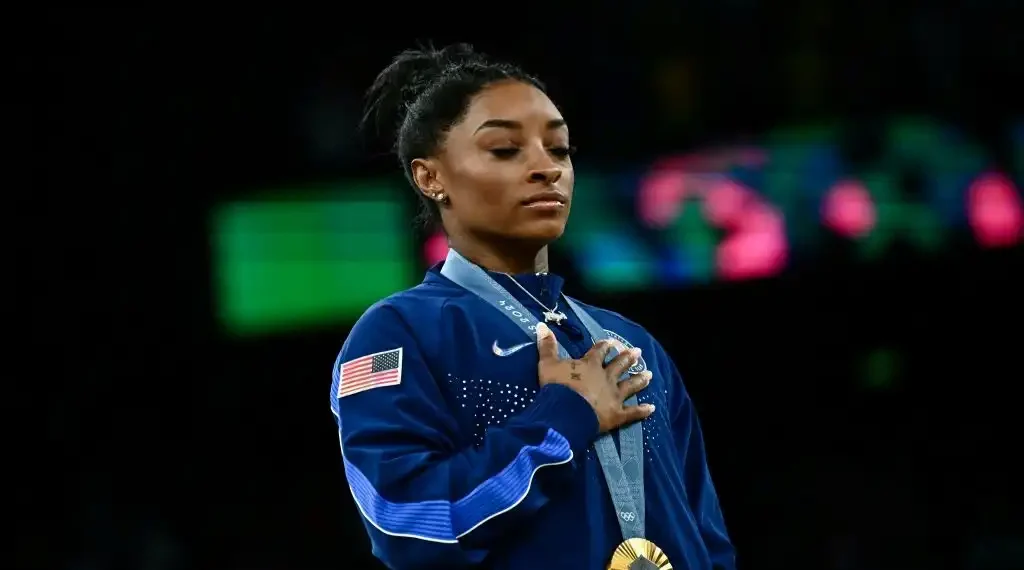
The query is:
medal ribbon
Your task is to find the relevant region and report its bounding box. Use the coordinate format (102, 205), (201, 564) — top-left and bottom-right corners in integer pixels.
(440, 248), (646, 540)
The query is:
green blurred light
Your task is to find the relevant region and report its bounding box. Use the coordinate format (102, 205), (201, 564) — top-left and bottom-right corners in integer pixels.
(212, 188), (416, 336)
(669, 199), (716, 283)
(576, 231), (657, 291)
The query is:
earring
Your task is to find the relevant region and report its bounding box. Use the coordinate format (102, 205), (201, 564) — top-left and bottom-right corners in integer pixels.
(433, 192), (449, 204)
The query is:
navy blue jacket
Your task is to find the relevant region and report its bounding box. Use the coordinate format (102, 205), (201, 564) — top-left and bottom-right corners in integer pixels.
(330, 262), (736, 569)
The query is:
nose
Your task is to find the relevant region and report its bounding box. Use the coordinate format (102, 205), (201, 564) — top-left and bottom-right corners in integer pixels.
(527, 167), (562, 185)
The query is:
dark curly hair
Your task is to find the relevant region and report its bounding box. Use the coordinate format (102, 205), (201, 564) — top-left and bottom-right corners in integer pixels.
(362, 43), (545, 230)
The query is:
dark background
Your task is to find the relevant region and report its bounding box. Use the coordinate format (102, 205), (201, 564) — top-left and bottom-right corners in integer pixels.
(34, 2), (1022, 569)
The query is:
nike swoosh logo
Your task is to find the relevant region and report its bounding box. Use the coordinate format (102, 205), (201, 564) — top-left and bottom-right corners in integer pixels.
(492, 340), (533, 357)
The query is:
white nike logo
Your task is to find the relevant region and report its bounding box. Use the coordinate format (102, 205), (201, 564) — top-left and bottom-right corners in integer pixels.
(492, 340), (533, 357)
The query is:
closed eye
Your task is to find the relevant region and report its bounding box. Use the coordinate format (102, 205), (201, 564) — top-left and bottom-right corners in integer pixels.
(550, 145), (576, 159)
(489, 146), (576, 160)
(490, 148), (519, 159)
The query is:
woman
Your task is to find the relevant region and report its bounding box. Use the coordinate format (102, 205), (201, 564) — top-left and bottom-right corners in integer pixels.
(330, 44), (736, 570)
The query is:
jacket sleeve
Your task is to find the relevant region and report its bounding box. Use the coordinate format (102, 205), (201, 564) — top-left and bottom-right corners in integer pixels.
(660, 345), (737, 570)
(329, 303), (599, 570)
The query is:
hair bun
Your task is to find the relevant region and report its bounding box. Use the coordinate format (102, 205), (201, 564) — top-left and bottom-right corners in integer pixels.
(362, 43), (485, 139)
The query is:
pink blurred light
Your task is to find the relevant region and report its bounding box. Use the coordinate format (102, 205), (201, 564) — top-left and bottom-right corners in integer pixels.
(638, 146), (769, 229)
(423, 231), (449, 265)
(717, 202), (788, 281)
(967, 172), (1023, 248)
(637, 169), (688, 228)
(703, 179), (755, 228)
(822, 179), (876, 238)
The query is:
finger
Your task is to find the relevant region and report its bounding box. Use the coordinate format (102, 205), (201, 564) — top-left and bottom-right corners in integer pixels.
(618, 370), (653, 400)
(582, 339), (616, 363)
(621, 402), (656, 425)
(601, 339), (628, 366)
(535, 323), (560, 362)
(606, 347), (642, 380)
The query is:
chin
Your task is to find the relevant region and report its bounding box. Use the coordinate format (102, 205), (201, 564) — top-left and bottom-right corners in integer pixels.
(513, 218), (568, 243)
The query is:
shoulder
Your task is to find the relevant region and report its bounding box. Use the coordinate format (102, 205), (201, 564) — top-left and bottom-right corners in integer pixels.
(338, 280), (471, 365)
(348, 281), (466, 335)
(331, 283), (461, 404)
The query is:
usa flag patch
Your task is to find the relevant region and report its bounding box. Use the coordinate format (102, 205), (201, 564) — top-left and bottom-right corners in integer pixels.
(337, 347), (403, 398)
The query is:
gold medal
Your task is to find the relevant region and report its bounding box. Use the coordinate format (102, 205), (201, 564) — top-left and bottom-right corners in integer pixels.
(607, 538), (673, 570)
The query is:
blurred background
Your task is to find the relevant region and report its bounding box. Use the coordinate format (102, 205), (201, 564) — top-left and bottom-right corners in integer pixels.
(34, 2), (1022, 569)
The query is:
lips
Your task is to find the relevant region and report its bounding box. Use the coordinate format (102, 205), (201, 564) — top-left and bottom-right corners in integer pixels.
(522, 191), (567, 206)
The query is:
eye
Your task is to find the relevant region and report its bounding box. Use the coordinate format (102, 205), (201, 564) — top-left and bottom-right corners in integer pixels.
(550, 145), (576, 159)
(490, 148), (519, 159)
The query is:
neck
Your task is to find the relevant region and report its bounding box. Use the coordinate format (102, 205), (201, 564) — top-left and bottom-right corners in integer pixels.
(448, 234), (549, 274)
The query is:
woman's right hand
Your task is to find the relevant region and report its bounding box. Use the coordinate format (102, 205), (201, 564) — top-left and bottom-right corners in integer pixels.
(535, 322), (654, 433)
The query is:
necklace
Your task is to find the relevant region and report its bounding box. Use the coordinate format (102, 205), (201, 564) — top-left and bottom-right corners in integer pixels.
(505, 275), (568, 325)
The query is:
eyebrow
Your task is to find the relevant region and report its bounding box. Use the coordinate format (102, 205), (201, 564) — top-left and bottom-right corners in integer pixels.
(473, 118), (567, 134)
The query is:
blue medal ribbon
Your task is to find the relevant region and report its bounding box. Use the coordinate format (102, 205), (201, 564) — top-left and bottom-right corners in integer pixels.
(440, 248), (646, 541)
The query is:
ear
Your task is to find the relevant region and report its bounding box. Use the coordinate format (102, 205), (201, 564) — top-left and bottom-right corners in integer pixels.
(410, 158), (444, 199)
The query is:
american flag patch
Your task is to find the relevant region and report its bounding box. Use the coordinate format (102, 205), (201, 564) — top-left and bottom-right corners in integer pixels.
(337, 347), (403, 398)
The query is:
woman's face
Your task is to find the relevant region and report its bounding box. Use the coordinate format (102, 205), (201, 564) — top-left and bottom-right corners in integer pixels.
(413, 80), (574, 246)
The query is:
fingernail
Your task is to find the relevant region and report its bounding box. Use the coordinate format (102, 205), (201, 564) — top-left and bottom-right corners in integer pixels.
(642, 371), (653, 381)
(535, 323), (551, 337)
(632, 347), (642, 358)
(643, 404), (656, 413)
